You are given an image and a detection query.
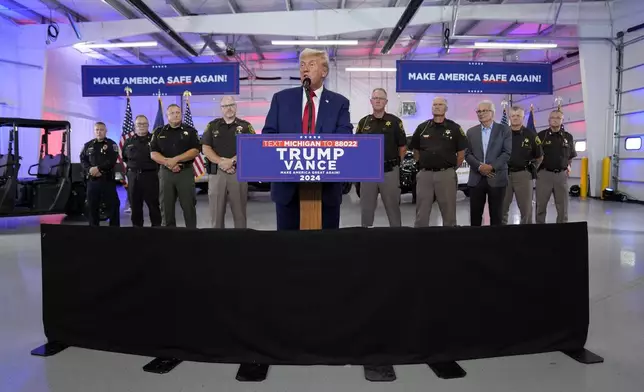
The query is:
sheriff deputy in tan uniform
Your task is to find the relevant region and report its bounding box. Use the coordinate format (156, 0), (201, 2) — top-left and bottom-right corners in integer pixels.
(410, 97), (468, 227)
(535, 109), (577, 224)
(355, 88), (407, 227)
(201, 96), (255, 228)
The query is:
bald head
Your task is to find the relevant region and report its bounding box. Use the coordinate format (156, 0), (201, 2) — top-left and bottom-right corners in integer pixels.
(220, 95), (237, 121)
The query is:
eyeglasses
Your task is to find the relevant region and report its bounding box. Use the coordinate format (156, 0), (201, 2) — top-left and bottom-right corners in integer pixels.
(476, 110), (492, 114)
(370, 97), (387, 101)
(135, 123), (149, 127)
(221, 104), (236, 109)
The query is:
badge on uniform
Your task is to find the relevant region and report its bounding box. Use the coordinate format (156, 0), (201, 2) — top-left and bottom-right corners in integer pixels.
(364, 126), (370, 131)
(236, 125), (243, 134)
(385, 121), (391, 127)
(183, 131), (188, 136)
(213, 130), (219, 137)
(101, 144), (108, 154)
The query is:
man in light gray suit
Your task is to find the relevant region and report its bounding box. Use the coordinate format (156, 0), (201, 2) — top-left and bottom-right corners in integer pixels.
(465, 100), (512, 226)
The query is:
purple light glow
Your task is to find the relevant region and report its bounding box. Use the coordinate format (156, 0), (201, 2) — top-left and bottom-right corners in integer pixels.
(509, 23), (552, 36)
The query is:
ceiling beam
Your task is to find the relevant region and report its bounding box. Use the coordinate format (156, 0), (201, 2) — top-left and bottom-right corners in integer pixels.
(103, 0), (194, 62)
(370, 0), (402, 56)
(503, 23), (566, 56)
(403, 23), (432, 60)
(0, 12), (19, 26)
(471, 21), (521, 58)
(165, 0), (229, 62)
(0, 0), (131, 64)
(36, 2), (613, 48)
(226, 0), (264, 60)
(39, 0), (156, 64)
(0, 0), (46, 23)
(329, 0), (347, 60)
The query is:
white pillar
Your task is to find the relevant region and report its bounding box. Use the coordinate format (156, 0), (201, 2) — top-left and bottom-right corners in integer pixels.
(578, 24), (616, 197)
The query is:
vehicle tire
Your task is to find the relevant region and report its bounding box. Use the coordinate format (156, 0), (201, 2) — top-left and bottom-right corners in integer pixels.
(342, 182), (352, 195)
(355, 182), (361, 198)
(65, 183), (87, 216)
(462, 187), (470, 198)
(196, 182), (208, 193)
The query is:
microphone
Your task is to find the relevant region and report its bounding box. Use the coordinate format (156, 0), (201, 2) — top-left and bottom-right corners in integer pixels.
(302, 77), (311, 90)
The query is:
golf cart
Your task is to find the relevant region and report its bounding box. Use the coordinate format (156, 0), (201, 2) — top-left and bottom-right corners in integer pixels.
(0, 118), (86, 217)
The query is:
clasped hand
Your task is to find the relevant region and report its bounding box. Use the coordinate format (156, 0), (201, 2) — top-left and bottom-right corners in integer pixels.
(164, 157), (182, 172)
(219, 158), (236, 174)
(479, 163), (495, 178)
(89, 167), (102, 177)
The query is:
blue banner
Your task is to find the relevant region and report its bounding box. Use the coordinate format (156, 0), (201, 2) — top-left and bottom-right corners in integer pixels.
(81, 63), (240, 97)
(396, 60), (553, 95)
(236, 134), (384, 183)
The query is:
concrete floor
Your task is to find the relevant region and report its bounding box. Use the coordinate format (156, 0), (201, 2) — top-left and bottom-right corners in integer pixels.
(1, 187), (643, 392)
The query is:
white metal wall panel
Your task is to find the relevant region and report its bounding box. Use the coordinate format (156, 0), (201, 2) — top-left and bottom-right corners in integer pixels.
(622, 37), (644, 70)
(617, 30), (644, 200)
(619, 111), (644, 137)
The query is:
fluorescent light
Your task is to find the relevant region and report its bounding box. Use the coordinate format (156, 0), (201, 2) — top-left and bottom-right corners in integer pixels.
(345, 67), (397, 72)
(473, 42), (558, 50)
(271, 40), (359, 46)
(73, 41), (158, 49)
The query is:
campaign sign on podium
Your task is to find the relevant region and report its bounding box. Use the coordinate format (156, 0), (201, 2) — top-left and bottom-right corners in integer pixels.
(236, 134), (384, 183)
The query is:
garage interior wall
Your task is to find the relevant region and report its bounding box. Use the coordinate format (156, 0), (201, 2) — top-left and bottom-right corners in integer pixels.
(616, 28), (644, 201)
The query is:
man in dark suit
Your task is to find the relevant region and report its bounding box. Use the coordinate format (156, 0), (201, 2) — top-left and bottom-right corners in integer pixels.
(465, 100), (512, 226)
(262, 48), (353, 230)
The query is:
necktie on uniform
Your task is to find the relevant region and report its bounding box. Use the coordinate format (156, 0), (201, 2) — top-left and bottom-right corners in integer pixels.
(302, 90), (316, 134)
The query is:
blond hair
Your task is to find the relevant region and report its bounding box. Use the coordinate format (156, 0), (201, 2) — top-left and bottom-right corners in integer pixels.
(299, 48), (330, 74)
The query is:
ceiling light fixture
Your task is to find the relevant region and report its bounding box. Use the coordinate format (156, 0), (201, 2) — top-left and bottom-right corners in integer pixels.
(73, 41), (159, 49)
(345, 67), (397, 72)
(473, 42), (558, 50)
(271, 40), (359, 46)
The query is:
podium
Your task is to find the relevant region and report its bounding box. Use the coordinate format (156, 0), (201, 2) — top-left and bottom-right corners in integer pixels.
(236, 133), (385, 230)
(299, 183), (322, 230)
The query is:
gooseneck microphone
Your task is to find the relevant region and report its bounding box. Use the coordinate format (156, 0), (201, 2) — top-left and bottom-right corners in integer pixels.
(302, 77), (313, 133)
(302, 77), (312, 91)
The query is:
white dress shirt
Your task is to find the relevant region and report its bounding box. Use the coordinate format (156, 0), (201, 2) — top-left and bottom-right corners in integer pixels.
(301, 85), (323, 122)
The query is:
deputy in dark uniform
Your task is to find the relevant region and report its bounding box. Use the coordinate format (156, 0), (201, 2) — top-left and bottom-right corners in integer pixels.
(502, 106), (543, 225)
(410, 97), (468, 227)
(202, 96), (255, 229)
(122, 114), (161, 227)
(356, 88), (407, 227)
(80, 121), (120, 227)
(150, 103), (201, 229)
(535, 109), (577, 224)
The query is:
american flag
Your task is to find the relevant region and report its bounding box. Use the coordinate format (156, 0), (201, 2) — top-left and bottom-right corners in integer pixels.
(118, 96), (135, 184)
(183, 100), (206, 179)
(500, 107), (508, 126)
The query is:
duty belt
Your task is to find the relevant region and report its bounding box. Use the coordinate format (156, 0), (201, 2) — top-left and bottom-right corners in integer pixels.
(543, 168), (565, 173)
(421, 167), (452, 172)
(384, 159), (399, 172)
(128, 168), (157, 173)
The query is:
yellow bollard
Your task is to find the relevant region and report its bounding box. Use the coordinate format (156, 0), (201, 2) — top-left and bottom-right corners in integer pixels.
(601, 157), (611, 199)
(580, 157), (588, 199)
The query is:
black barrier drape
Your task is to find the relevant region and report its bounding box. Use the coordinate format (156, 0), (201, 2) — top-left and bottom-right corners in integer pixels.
(40, 222), (589, 365)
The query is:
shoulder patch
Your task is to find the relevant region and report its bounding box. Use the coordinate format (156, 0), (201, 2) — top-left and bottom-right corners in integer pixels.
(459, 127), (465, 136)
(248, 124), (256, 134)
(535, 135), (542, 145)
(112, 143), (119, 152)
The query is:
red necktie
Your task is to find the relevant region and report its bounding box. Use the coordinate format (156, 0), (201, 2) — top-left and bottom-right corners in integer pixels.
(302, 90), (316, 134)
